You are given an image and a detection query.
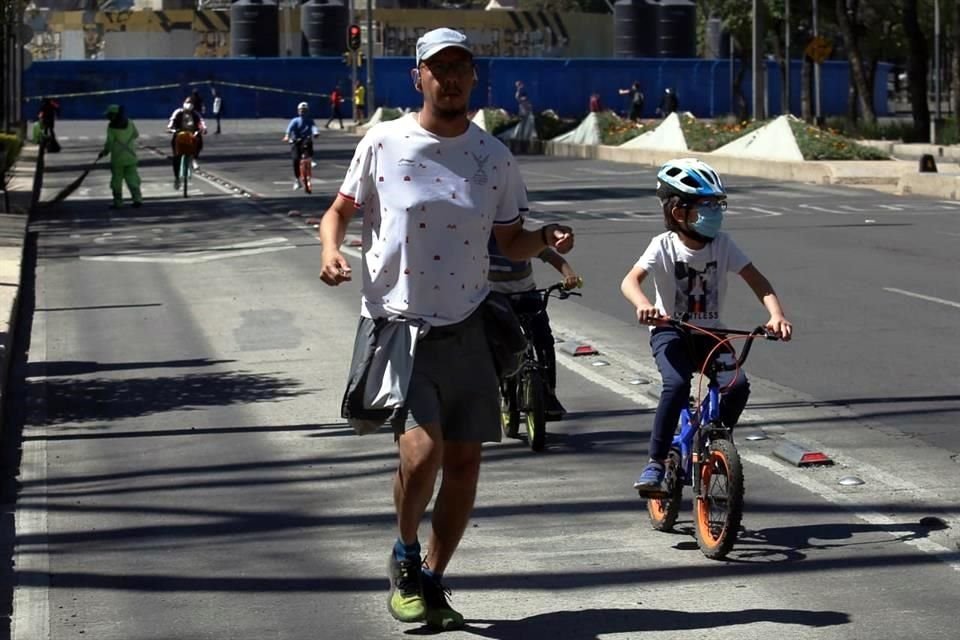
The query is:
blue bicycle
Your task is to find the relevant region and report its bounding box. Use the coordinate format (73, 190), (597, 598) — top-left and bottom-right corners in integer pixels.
(645, 318), (780, 559)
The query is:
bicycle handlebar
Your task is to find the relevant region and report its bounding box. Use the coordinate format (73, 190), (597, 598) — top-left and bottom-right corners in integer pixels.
(649, 317), (780, 370)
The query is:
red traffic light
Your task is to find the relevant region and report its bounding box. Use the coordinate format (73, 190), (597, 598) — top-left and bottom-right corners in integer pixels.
(347, 24), (361, 51)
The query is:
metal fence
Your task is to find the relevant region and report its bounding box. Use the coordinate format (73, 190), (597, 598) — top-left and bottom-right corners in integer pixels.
(22, 56), (892, 121)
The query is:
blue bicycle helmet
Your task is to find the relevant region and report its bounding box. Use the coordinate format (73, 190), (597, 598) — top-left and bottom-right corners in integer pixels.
(656, 158), (726, 200)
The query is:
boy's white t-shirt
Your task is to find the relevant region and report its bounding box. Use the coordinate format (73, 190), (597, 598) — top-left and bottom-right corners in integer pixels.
(338, 113), (526, 326)
(635, 231), (751, 329)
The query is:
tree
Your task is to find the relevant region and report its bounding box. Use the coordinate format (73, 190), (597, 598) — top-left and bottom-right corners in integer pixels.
(835, 0), (876, 124)
(902, 0), (930, 139)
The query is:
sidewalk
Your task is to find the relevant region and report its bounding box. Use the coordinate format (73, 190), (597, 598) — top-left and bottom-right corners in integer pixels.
(0, 144), (34, 432)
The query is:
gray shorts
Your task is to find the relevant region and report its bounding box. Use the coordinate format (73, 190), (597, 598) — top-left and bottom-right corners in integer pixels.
(392, 308), (502, 443)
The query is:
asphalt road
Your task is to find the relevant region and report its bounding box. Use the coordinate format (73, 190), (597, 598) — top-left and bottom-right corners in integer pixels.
(3, 120), (959, 640)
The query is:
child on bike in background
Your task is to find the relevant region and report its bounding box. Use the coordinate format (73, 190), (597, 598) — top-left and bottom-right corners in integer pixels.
(620, 158), (792, 496)
(167, 98), (206, 188)
(489, 230), (580, 421)
(283, 102), (318, 191)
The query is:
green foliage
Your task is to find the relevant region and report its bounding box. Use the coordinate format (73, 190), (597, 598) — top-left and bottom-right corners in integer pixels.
(824, 116), (922, 143)
(680, 114), (766, 151)
(1, 133), (23, 173)
(598, 115), (651, 146)
(536, 112), (579, 140)
(380, 107), (403, 122)
(482, 109), (518, 136)
(788, 119), (890, 160)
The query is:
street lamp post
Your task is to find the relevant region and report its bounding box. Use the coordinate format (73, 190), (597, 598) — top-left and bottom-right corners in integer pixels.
(785, 0), (790, 115)
(752, 0), (761, 119)
(366, 0), (374, 115)
(931, 0), (940, 143)
(812, 0), (821, 124)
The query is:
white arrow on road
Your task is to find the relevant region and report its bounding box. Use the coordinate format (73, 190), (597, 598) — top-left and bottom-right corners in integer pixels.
(80, 237), (296, 264)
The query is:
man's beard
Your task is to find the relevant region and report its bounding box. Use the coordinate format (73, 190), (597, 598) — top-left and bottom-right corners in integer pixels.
(434, 105), (467, 120)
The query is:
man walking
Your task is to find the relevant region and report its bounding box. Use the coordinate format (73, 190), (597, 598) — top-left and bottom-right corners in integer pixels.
(319, 27), (574, 631)
(325, 85), (345, 129)
(211, 87), (223, 134)
(97, 104), (142, 208)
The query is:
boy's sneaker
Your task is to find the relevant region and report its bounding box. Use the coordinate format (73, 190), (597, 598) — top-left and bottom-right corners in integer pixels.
(422, 571), (464, 630)
(293, 180), (302, 191)
(634, 461), (666, 496)
(387, 554), (425, 623)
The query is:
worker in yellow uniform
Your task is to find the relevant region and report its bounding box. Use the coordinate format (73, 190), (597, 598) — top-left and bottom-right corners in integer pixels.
(97, 104), (143, 208)
(354, 80), (366, 124)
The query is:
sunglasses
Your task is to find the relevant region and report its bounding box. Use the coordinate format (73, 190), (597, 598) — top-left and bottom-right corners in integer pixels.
(682, 199), (727, 213)
(420, 60), (475, 77)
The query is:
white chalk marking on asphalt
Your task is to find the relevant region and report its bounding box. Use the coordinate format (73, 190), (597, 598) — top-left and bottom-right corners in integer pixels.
(798, 203), (850, 214)
(878, 204), (906, 210)
(883, 287), (960, 309)
(838, 204), (874, 212)
(744, 453), (960, 572)
(552, 333), (960, 572)
(80, 237), (294, 263)
(741, 206), (784, 217)
(13, 311), (51, 640)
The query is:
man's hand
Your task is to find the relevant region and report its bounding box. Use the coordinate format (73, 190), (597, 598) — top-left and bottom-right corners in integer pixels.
(561, 272), (581, 290)
(543, 224), (575, 254)
(320, 251), (353, 286)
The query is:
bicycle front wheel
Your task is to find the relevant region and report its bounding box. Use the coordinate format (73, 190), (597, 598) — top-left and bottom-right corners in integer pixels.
(522, 369), (546, 452)
(301, 158), (313, 193)
(647, 448), (683, 531)
(694, 437), (744, 559)
(499, 378), (520, 438)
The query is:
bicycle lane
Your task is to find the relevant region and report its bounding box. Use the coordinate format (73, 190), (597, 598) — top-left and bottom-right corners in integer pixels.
(17, 127), (959, 639)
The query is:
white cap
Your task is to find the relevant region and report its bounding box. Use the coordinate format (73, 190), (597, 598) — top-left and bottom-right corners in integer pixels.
(297, 101), (308, 111)
(415, 28), (472, 66)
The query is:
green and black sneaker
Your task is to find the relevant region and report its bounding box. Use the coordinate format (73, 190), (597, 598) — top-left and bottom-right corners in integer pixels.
(387, 554), (425, 623)
(422, 571), (465, 631)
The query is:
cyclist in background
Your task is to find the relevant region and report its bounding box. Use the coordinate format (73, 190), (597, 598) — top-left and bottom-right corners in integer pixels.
(283, 102), (318, 191)
(489, 230), (580, 421)
(620, 157), (792, 496)
(167, 98), (207, 188)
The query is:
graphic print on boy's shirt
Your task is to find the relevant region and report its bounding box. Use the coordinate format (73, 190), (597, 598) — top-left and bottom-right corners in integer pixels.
(673, 260), (719, 320)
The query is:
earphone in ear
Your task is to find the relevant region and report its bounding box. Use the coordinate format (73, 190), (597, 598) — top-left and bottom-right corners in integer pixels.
(411, 68), (422, 91)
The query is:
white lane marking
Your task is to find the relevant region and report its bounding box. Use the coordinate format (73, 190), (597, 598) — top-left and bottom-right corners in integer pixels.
(531, 201), (574, 206)
(883, 287), (960, 309)
(839, 204), (874, 212)
(13, 311), (51, 640)
(938, 201), (960, 207)
(744, 453), (960, 572)
(551, 333), (960, 572)
(81, 237), (295, 263)
(738, 206), (783, 217)
(799, 204), (850, 214)
(878, 204), (906, 211)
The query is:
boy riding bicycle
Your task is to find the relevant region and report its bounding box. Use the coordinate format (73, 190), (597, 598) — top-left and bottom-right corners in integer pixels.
(283, 102), (319, 190)
(489, 231), (580, 420)
(620, 158), (793, 496)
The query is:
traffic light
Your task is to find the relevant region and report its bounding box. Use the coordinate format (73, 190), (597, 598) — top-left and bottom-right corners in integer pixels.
(347, 24), (361, 51)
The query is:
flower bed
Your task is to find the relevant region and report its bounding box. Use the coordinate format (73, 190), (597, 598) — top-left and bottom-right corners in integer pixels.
(789, 119), (890, 160)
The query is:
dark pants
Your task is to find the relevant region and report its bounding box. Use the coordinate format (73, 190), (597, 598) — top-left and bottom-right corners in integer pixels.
(647, 328), (750, 461)
(291, 138), (313, 179)
(629, 103), (643, 121)
(326, 105), (343, 128)
(170, 132), (203, 179)
(214, 112), (222, 133)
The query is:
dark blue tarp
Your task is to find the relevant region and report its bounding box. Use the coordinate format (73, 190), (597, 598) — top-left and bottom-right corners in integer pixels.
(24, 56), (892, 120)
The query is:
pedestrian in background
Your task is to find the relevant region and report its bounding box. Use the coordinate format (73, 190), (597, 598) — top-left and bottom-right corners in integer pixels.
(619, 81), (645, 121)
(211, 87), (223, 134)
(589, 91), (603, 113)
(515, 80), (532, 116)
(325, 85), (345, 129)
(38, 97), (61, 152)
(656, 87), (679, 118)
(318, 27), (574, 631)
(353, 80), (366, 124)
(97, 104), (142, 209)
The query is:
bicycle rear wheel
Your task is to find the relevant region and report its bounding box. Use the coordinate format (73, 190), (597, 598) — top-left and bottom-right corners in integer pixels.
(499, 378), (520, 438)
(647, 448), (683, 531)
(181, 155), (189, 198)
(694, 437), (744, 559)
(522, 369), (546, 452)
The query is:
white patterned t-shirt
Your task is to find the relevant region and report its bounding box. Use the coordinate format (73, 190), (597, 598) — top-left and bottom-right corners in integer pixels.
(338, 113), (527, 326)
(634, 231), (751, 330)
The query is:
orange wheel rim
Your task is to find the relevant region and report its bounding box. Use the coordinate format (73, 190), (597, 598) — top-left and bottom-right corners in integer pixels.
(696, 450), (730, 546)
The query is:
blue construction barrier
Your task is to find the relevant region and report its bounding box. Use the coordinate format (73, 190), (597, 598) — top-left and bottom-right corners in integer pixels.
(24, 57), (892, 120)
